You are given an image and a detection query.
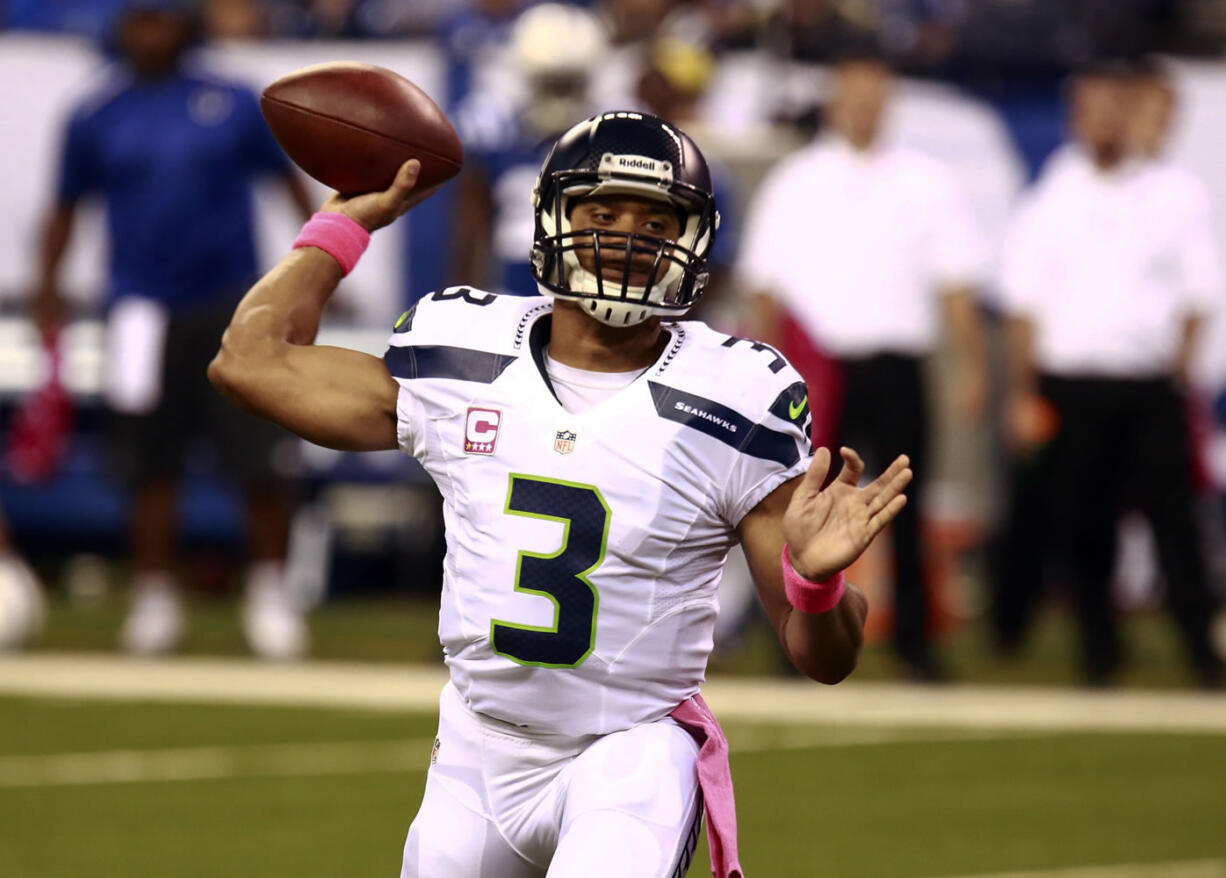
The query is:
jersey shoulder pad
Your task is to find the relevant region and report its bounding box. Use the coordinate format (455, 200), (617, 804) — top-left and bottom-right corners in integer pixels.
(649, 321), (812, 464)
(384, 289), (549, 383)
(668, 321), (805, 412)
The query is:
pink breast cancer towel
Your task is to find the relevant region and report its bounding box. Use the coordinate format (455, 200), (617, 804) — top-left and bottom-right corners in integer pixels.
(671, 694), (744, 878)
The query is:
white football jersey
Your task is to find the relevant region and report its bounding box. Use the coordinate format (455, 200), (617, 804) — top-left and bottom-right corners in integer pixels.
(386, 290), (813, 736)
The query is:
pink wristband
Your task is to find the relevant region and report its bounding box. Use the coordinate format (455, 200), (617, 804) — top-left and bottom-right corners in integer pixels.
(781, 545), (846, 614)
(292, 211), (370, 276)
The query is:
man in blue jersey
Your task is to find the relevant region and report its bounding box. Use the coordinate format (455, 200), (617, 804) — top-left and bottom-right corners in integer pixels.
(31, 0), (314, 659)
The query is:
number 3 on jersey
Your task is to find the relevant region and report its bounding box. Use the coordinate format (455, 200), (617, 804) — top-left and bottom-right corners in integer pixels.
(490, 475), (610, 668)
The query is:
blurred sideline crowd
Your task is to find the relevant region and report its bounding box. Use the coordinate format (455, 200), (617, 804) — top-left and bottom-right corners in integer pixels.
(7, 0), (1226, 60)
(1, 0), (1225, 688)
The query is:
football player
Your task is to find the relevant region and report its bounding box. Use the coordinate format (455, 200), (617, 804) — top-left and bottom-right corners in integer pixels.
(210, 112), (911, 877)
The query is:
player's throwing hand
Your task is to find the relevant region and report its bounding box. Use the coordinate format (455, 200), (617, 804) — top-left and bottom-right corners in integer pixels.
(782, 447), (912, 582)
(321, 159), (439, 232)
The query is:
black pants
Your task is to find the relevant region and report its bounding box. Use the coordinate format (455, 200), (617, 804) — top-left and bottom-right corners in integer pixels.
(1042, 375), (1221, 679)
(985, 453), (1044, 652)
(107, 294), (291, 490)
(990, 443), (1052, 652)
(837, 354), (931, 666)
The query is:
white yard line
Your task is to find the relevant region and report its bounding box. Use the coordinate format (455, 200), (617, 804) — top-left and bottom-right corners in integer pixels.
(943, 859), (1226, 878)
(1, 653), (1225, 734)
(0, 738), (435, 788)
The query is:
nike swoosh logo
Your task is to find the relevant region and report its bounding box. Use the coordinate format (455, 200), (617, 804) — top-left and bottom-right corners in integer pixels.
(789, 395), (808, 420)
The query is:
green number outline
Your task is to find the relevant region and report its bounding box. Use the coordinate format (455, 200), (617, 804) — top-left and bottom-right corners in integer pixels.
(489, 474), (610, 669)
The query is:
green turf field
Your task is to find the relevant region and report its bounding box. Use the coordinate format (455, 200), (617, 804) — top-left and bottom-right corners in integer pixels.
(7, 590), (1226, 876)
(1, 694), (1223, 878)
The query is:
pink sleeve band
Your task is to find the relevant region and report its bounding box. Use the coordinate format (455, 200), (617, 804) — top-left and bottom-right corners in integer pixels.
(292, 211), (370, 276)
(782, 545), (846, 614)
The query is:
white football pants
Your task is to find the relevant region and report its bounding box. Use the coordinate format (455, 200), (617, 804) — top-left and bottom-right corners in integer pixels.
(400, 683), (703, 878)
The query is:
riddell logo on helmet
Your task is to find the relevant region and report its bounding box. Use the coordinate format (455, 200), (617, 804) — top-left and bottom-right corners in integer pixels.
(598, 153), (673, 183)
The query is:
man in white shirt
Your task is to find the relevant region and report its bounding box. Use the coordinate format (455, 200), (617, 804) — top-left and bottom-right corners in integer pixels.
(999, 62), (1224, 688)
(738, 51), (988, 681)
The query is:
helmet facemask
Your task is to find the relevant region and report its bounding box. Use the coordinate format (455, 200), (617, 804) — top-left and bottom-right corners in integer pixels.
(532, 152), (718, 327)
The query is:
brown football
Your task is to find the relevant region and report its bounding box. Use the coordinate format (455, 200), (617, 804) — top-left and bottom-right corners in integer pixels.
(260, 62), (463, 196)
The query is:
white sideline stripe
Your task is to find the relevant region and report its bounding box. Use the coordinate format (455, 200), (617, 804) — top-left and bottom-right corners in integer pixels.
(0, 727), (1035, 789)
(1, 653), (1226, 734)
(0, 739), (435, 788)
(943, 859), (1226, 878)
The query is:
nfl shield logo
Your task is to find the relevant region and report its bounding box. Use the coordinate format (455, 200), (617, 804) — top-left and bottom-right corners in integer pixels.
(553, 430), (577, 455)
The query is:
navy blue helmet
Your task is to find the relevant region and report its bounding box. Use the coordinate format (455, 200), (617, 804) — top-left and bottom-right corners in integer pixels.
(530, 112), (720, 326)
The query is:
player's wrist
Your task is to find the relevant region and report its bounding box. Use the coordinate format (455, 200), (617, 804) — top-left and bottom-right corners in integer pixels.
(292, 211), (370, 276)
(781, 545), (846, 614)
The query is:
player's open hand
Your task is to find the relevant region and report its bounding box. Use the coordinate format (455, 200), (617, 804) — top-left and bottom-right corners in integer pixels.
(782, 447), (912, 581)
(321, 160), (441, 232)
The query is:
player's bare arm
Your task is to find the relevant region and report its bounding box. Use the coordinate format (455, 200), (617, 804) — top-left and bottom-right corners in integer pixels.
(941, 285), (989, 420)
(209, 159), (433, 452)
(738, 446), (911, 683)
(1174, 311), (1204, 387)
(31, 203), (78, 335)
(1001, 312), (1053, 453)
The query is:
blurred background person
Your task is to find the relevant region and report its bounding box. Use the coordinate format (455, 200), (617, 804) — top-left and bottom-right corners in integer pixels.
(29, 0), (314, 659)
(991, 55), (1219, 658)
(997, 62), (1224, 688)
(448, 2), (608, 296)
(737, 48), (989, 682)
